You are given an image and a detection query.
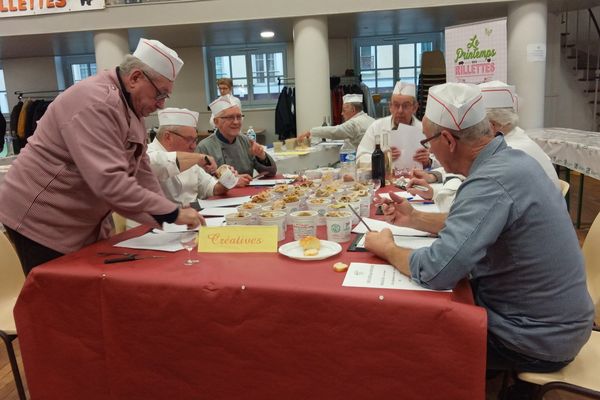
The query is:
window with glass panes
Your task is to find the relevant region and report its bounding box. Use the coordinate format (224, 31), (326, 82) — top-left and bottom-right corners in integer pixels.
(0, 69), (8, 114)
(207, 44), (286, 106)
(355, 33), (442, 95)
(71, 63), (97, 84)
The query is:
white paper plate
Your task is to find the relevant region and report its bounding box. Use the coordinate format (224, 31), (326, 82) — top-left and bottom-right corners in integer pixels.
(278, 240), (342, 261)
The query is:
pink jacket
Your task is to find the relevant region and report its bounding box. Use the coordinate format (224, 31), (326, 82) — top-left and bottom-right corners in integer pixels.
(0, 69), (176, 254)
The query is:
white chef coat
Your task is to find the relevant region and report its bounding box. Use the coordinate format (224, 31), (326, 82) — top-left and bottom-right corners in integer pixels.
(356, 115), (423, 165)
(147, 138), (217, 205)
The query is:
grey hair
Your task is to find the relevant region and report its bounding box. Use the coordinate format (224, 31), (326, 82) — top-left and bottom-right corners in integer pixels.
(425, 117), (493, 143)
(156, 125), (179, 140)
(349, 102), (363, 112)
(486, 108), (519, 132)
(119, 55), (162, 80)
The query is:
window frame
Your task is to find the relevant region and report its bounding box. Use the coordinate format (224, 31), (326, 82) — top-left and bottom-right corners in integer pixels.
(0, 66), (8, 116)
(58, 54), (97, 87)
(205, 43), (287, 108)
(354, 32), (444, 95)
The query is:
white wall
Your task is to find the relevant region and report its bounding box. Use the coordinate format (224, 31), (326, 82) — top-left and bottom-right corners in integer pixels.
(544, 11), (596, 130)
(329, 38), (354, 76)
(3, 57), (58, 111)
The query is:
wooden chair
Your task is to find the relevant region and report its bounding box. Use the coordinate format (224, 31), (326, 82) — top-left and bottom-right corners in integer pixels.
(559, 179), (570, 197)
(0, 232), (27, 400)
(517, 211), (600, 399)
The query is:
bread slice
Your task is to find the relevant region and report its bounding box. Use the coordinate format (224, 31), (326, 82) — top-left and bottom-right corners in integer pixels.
(299, 236), (320, 256)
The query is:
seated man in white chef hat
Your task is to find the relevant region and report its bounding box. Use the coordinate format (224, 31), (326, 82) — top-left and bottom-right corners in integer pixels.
(364, 82), (594, 389)
(356, 81), (431, 169)
(148, 107), (232, 205)
(297, 93), (375, 148)
(404, 81), (560, 211)
(197, 94), (277, 185)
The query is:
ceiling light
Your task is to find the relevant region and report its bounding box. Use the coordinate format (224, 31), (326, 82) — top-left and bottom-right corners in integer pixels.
(260, 31), (275, 39)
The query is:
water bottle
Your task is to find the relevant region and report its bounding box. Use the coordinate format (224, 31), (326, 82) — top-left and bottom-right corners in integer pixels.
(339, 139), (357, 180)
(246, 126), (256, 142)
(4, 134), (15, 156)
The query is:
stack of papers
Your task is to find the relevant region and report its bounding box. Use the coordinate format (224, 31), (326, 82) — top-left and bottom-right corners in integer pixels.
(198, 195), (251, 208)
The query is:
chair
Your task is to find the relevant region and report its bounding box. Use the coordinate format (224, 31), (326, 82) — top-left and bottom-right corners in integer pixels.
(0, 232), (27, 400)
(112, 212), (127, 235)
(559, 179), (570, 197)
(517, 211), (600, 399)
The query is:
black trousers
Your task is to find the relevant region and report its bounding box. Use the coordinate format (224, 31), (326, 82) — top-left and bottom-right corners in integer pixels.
(4, 226), (63, 276)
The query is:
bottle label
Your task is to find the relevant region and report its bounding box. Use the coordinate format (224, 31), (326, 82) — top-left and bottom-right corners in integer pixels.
(340, 152), (356, 163)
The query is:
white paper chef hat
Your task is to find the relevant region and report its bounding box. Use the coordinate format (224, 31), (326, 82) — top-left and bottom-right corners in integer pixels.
(209, 94), (242, 118)
(343, 94), (363, 104)
(478, 81), (518, 111)
(425, 83), (486, 130)
(158, 108), (199, 128)
(392, 81), (416, 97)
(133, 38), (183, 81)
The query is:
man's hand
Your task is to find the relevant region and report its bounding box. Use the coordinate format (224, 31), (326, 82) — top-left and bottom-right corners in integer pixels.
(235, 174), (252, 187)
(364, 228), (396, 262)
(406, 178), (433, 200)
(378, 192), (415, 226)
(391, 146), (401, 161)
(175, 207), (205, 229)
(410, 169), (437, 184)
(413, 148), (431, 168)
(200, 154), (217, 175)
(297, 131), (311, 143)
(249, 140), (266, 160)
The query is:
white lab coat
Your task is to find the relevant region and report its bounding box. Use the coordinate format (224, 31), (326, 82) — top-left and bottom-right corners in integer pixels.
(147, 139), (217, 205)
(356, 115), (423, 165)
(309, 111), (375, 148)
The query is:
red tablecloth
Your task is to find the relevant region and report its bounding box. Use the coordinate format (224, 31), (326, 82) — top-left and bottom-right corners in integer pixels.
(14, 185), (487, 400)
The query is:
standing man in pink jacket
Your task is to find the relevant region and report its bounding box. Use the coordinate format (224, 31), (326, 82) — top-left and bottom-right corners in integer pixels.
(0, 38), (203, 275)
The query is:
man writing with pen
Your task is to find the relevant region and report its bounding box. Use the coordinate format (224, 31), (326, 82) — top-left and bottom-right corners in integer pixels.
(365, 82), (593, 395)
(147, 107), (234, 205)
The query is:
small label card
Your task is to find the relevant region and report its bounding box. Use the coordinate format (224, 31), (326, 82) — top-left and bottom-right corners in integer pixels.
(197, 226), (278, 253)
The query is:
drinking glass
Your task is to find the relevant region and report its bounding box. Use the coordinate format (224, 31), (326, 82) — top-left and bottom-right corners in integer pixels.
(368, 178), (381, 196)
(180, 232), (199, 266)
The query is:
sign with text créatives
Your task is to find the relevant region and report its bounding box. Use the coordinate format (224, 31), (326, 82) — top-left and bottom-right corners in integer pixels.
(0, 0), (104, 18)
(198, 226), (278, 253)
(445, 18), (507, 84)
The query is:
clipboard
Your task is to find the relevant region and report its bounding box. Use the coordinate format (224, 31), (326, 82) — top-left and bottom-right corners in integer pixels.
(347, 233), (367, 252)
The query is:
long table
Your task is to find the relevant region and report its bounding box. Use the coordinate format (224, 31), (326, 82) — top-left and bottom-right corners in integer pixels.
(526, 127), (600, 227)
(13, 186), (487, 400)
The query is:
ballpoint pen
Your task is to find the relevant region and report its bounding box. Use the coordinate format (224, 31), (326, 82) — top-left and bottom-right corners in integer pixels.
(347, 204), (372, 232)
(103, 254), (166, 264)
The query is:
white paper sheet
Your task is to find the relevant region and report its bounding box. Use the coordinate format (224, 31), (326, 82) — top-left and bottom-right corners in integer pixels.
(355, 234), (437, 250)
(198, 195), (251, 208)
(411, 203), (441, 213)
(351, 217), (430, 236)
(387, 124), (424, 170)
(115, 231), (185, 252)
(200, 208), (239, 216)
(377, 191), (424, 201)
(342, 262), (450, 292)
(249, 178), (294, 186)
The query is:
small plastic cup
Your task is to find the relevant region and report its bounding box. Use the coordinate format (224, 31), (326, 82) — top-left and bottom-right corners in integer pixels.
(325, 211), (353, 243)
(258, 210), (287, 241)
(306, 197), (331, 226)
(289, 210), (318, 241)
(225, 211), (253, 226)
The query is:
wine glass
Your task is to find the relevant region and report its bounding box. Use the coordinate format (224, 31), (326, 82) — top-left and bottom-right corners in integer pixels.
(180, 232), (199, 266)
(368, 178), (381, 196)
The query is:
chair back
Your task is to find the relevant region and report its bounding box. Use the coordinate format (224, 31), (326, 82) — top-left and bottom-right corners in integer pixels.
(559, 179), (570, 197)
(583, 212), (600, 325)
(112, 212), (127, 235)
(0, 233), (25, 333)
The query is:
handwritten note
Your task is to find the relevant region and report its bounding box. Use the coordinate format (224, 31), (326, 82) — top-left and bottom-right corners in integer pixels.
(197, 226), (278, 253)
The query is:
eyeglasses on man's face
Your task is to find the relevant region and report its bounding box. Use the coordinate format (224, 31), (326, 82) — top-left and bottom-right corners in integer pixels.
(142, 71), (170, 101)
(420, 131), (460, 149)
(218, 114), (245, 122)
(169, 130), (200, 145)
(390, 101), (415, 111)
